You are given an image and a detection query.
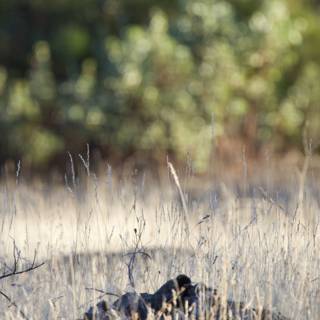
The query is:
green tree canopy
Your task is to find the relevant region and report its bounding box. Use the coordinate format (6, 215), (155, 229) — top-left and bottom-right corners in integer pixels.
(0, 0), (320, 171)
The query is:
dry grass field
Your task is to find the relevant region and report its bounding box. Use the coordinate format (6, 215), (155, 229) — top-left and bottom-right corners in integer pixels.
(0, 159), (320, 319)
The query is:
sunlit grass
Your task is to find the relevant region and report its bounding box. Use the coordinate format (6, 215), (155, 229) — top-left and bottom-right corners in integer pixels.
(0, 162), (319, 319)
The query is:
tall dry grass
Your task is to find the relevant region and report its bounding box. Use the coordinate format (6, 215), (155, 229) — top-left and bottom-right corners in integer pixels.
(0, 159), (319, 319)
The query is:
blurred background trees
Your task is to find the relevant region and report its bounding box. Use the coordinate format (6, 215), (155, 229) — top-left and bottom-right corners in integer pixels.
(0, 0), (320, 172)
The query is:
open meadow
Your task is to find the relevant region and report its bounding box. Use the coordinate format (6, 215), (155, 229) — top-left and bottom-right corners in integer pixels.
(1, 158), (320, 319)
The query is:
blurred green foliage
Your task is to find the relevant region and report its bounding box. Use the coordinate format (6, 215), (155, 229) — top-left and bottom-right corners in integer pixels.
(0, 0), (320, 171)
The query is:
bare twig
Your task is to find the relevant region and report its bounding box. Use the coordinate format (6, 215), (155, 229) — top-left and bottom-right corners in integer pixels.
(0, 244), (45, 320)
(123, 250), (151, 260)
(0, 260), (45, 281)
(126, 216), (149, 288)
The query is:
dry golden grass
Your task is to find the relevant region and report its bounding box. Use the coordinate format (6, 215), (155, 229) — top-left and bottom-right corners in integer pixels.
(0, 163), (319, 319)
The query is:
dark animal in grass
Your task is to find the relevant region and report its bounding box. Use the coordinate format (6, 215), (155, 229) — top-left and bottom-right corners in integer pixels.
(84, 300), (115, 320)
(84, 275), (190, 320)
(113, 292), (150, 320)
(141, 274), (191, 312)
(83, 274), (290, 320)
(83, 274), (190, 319)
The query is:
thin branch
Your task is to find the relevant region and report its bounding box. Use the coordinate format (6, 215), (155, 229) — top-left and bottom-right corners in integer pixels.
(126, 217), (148, 289)
(0, 261), (45, 281)
(123, 250), (151, 260)
(0, 244), (44, 320)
